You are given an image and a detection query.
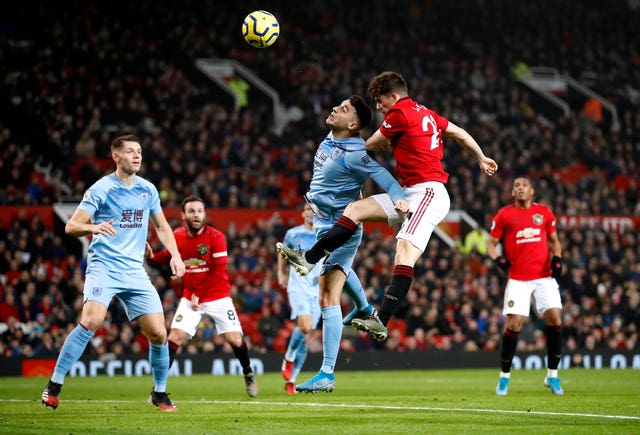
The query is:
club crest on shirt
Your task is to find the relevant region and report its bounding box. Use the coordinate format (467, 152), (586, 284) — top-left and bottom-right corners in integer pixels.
(175, 314), (183, 322)
(532, 214), (544, 225)
(92, 287), (102, 297)
(198, 244), (208, 255)
(508, 300), (515, 308)
(331, 148), (343, 159)
(140, 192), (148, 203)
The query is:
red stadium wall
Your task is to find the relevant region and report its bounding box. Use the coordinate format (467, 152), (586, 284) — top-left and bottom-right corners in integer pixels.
(0, 206), (55, 229)
(0, 206), (398, 236)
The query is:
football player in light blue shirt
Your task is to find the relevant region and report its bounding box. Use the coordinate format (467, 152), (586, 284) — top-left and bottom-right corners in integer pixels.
(277, 203), (369, 394)
(277, 204), (319, 394)
(42, 134), (185, 412)
(278, 96), (409, 393)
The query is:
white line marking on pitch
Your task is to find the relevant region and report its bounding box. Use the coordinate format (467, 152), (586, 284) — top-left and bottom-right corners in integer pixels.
(3, 399), (639, 420)
(213, 400), (639, 420)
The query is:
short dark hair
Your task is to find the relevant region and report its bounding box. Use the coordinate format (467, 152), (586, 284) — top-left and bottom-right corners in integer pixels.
(349, 95), (372, 130)
(368, 71), (408, 100)
(513, 176), (532, 186)
(181, 195), (205, 212)
(111, 134), (140, 151)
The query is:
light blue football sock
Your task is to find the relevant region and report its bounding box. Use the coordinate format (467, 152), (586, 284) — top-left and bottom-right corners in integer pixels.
(150, 342), (169, 393)
(51, 324), (94, 385)
(291, 343), (308, 382)
(344, 269), (368, 311)
(284, 327), (306, 362)
(320, 306), (342, 374)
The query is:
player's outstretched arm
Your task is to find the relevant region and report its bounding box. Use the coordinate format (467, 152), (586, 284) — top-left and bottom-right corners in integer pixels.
(444, 122), (498, 176)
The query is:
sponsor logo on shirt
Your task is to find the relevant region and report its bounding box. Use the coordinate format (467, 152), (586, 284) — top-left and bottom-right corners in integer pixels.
(119, 209), (144, 228)
(313, 149), (328, 169)
(382, 120), (392, 129)
(515, 227), (541, 244)
(184, 258), (207, 267)
(184, 258), (209, 274)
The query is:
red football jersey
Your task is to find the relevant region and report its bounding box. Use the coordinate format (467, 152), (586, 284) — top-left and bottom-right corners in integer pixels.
(379, 96), (450, 186)
(490, 203), (557, 280)
(151, 225), (230, 303)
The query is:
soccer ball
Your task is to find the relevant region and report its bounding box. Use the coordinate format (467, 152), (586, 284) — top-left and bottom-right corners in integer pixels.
(242, 10), (279, 48)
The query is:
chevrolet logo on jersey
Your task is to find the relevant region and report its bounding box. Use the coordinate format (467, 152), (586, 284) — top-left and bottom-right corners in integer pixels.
(515, 227), (542, 244)
(184, 258), (207, 267)
(532, 214), (544, 225)
(516, 227), (541, 239)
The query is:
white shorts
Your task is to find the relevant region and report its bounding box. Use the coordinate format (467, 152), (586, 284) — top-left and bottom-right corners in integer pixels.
(171, 296), (243, 337)
(502, 277), (562, 316)
(372, 181), (451, 252)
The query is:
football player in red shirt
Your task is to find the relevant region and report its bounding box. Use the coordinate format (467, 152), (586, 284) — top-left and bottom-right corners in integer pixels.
(284, 71), (497, 340)
(488, 177), (564, 396)
(146, 195), (258, 397)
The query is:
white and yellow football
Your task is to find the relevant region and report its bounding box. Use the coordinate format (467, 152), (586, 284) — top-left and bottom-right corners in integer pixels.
(242, 10), (280, 48)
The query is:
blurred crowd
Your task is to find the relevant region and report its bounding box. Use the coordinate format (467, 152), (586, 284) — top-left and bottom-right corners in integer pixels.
(1, 0), (639, 362)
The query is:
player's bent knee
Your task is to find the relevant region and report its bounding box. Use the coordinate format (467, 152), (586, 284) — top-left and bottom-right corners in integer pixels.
(299, 324), (312, 334)
(145, 329), (168, 345)
(343, 201), (368, 223)
(79, 319), (102, 332)
(225, 332), (243, 348)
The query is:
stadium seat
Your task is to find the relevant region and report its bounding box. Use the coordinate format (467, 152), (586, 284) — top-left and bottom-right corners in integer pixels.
(387, 319), (407, 339)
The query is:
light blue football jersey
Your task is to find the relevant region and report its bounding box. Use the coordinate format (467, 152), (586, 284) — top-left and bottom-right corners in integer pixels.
(305, 134), (405, 220)
(283, 224), (320, 296)
(78, 173), (162, 273)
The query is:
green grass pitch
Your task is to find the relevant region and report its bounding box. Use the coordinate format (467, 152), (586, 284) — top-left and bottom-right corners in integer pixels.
(1, 368), (638, 434)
